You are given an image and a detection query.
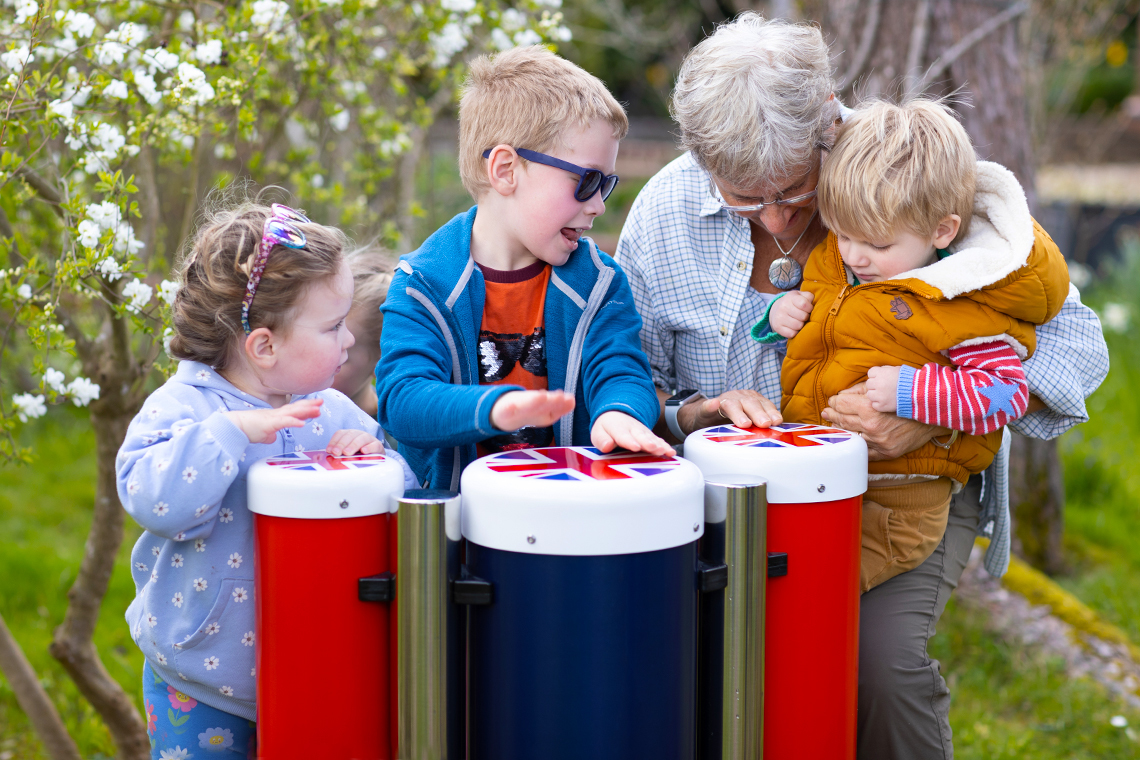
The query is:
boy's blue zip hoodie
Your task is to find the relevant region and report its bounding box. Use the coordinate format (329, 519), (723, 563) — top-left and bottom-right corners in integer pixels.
(377, 206), (660, 490)
(117, 361), (416, 720)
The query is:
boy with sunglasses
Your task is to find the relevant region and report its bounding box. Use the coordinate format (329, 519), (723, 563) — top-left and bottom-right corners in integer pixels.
(376, 45), (671, 490)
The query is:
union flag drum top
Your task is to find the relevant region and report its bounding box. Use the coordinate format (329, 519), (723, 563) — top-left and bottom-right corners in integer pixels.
(684, 422), (867, 505)
(265, 450), (388, 471)
(461, 446), (705, 557)
(247, 449), (405, 520)
(700, 422), (854, 448)
(483, 446), (684, 482)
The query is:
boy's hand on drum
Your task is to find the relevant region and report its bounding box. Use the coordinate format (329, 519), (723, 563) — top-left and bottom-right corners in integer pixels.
(591, 411), (674, 457)
(769, 291), (814, 339)
(225, 398), (323, 444)
(865, 365), (902, 412)
(491, 390), (576, 432)
(327, 429), (385, 457)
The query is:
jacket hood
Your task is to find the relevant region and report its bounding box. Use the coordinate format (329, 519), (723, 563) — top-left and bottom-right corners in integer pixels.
(172, 360), (271, 407)
(893, 161), (1035, 297)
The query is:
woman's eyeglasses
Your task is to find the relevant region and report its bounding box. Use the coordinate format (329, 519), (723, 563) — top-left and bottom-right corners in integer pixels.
(482, 147), (620, 202)
(241, 203), (311, 335)
(710, 179), (818, 215)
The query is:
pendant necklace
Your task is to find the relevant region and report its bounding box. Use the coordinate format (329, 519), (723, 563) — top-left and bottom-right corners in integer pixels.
(766, 209), (817, 290)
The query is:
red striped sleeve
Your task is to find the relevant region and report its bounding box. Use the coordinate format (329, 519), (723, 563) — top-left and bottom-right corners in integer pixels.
(908, 340), (1029, 435)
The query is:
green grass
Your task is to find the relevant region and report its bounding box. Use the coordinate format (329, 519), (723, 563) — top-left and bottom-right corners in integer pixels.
(1057, 241), (1140, 644)
(932, 597), (1140, 758)
(0, 408), (144, 760)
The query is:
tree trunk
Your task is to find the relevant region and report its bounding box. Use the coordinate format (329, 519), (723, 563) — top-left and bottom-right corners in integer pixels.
(827, 0), (1067, 574)
(49, 308), (151, 760)
(0, 614), (82, 760)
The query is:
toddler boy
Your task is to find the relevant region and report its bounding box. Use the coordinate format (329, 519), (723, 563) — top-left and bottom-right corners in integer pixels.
(753, 99), (1070, 591)
(376, 45), (670, 489)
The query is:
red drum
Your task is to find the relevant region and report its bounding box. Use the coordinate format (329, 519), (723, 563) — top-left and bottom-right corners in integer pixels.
(247, 450), (405, 759)
(685, 423), (867, 760)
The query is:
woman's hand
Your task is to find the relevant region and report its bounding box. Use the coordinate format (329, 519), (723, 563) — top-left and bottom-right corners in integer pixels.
(821, 383), (946, 461)
(225, 398), (323, 444)
(677, 389), (783, 437)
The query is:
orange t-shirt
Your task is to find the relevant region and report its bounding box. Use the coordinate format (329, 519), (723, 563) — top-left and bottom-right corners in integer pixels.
(476, 260), (553, 456)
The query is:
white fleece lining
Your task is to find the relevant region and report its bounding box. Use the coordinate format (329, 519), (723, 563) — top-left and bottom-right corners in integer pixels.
(951, 332), (1029, 360)
(891, 162), (1035, 298)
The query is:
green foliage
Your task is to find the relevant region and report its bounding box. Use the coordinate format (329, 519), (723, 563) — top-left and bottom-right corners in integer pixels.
(0, 408), (144, 759)
(0, 0), (570, 456)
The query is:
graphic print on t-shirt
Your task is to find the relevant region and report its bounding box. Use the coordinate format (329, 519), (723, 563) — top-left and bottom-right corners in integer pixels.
(477, 260), (554, 455)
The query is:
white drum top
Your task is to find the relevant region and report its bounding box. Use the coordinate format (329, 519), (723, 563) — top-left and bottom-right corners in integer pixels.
(461, 446), (705, 556)
(684, 423), (867, 503)
(247, 450), (405, 519)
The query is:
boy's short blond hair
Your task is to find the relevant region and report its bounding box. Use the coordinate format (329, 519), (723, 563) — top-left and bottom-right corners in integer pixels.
(458, 45), (629, 199)
(818, 99), (977, 244)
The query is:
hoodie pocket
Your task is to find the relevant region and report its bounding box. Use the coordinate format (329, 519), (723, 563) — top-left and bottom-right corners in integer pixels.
(173, 578), (256, 702)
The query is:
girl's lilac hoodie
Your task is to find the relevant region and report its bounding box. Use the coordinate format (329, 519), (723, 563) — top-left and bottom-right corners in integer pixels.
(117, 360), (416, 720)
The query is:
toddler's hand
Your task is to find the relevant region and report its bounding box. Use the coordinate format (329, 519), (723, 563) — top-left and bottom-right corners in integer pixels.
(865, 366), (902, 413)
(491, 390), (575, 432)
(327, 429), (385, 457)
(225, 398), (323, 444)
(591, 411), (674, 457)
(769, 291), (815, 338)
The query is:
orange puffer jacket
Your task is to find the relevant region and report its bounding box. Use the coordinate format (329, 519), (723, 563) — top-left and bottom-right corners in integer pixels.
(781, 162), (1071, 483)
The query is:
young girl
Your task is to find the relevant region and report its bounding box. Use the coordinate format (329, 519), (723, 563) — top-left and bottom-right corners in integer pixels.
(117, 202), (416, 759)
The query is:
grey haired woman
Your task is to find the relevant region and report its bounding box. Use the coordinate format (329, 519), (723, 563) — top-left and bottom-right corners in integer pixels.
(616, 13), (1108, 758)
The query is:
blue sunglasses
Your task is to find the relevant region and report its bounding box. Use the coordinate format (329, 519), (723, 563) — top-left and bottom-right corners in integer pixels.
(482, 147), (620, 202)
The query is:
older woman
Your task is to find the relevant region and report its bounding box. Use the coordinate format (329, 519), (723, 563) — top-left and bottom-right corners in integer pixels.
(615, 14), (1108, 759)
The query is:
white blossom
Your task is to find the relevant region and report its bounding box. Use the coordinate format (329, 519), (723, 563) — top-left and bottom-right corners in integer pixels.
(55, 10), (96, 38)
(500, 8), (525, 31)
(133, 69), (162, 105)
(15, 0), (43, 28)
(513, 29), (542, 47)
(163, 327), (174, 355)
(114, 223), (144, 255)
(429, 22), (469, 67)
(491, 28), (513, 51)
(1, 46), (35, 72)
(43, 368), (66, 393)
(46, 99), (75, 123)
(97, 256), (123, 281)
(91, 122), (126, 156)
(549, 25), (572, 42)
(16, 284), (31, 300)
(104, 79), (129, 99)
(87, 201), (121, 231)
(441, 0), (476, 11)
(13, 393), (46, 422)
(66, 376), (100, 406)
(77, 220), (102, 249)
(194, 39), (223, 65)
(159, 280), (179, 305)
(122, 278), (152, 313)
(311, 174), (324, 188)
(1102, 302), (1130, 333)
(141, 47), (179, 74)
(174, 62), (214, 105)
(329, 109), (350, 132)
(250, 0), (290, 34)
(371, 46), (388, 61)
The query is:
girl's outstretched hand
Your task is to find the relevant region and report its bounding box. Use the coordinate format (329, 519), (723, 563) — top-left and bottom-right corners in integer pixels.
(327, 429), (385, 457)
(225, 398), (323, 444)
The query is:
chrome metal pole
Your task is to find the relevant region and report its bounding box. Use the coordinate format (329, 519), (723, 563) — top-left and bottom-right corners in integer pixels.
(698, 477), (767, 760)
(395, 489), (463, 760)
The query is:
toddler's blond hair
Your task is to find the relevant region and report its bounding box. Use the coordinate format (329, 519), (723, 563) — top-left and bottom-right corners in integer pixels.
(458, 45), (628, 199)
(818, 99), (976, 244)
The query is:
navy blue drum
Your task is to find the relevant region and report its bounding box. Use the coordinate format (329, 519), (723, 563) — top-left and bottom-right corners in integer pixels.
(460, 446), (706, 760)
